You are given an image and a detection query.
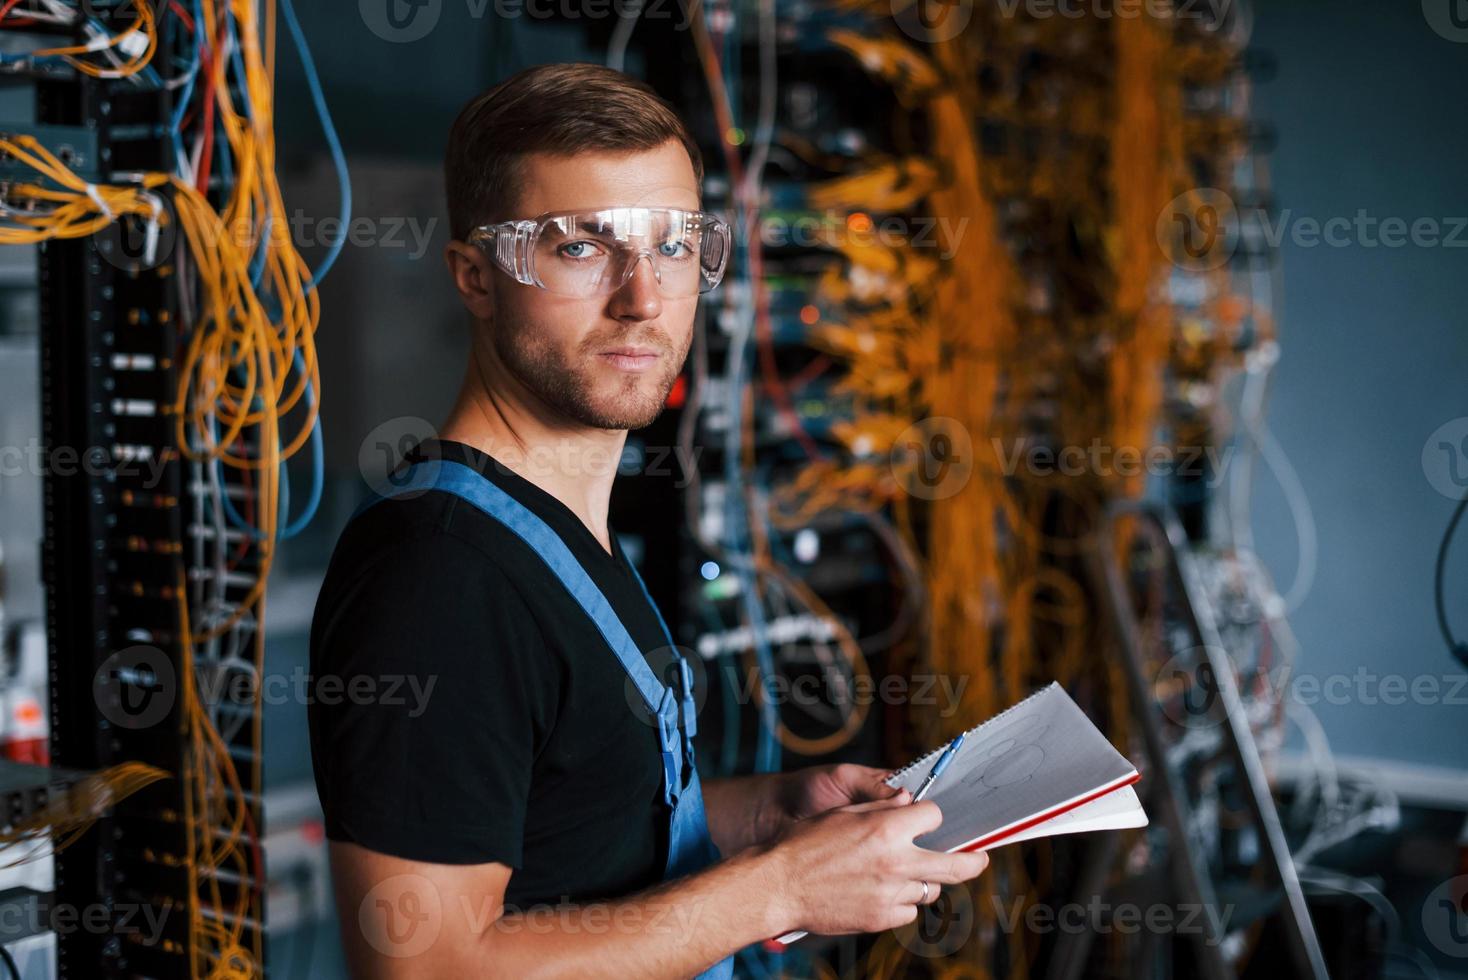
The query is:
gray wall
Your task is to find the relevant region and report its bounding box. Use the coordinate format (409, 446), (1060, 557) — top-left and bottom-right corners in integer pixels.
(1249, 1), (1468, 771)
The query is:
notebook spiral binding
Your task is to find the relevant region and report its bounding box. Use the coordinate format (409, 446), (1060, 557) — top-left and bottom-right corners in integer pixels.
(882, 682), (1063, 786)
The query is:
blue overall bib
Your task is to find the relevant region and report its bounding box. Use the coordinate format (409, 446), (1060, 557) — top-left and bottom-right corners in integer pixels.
(366, 458), (737, 980)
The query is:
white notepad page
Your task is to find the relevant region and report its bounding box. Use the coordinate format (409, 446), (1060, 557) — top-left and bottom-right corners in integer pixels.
(772, 683), (1145, 945)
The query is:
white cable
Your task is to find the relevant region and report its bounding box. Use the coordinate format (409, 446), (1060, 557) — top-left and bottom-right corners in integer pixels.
(1255, 419), (1318, 613)
(1295, 868), (1437, 979)
(140, 191), (163, 266)
(5, 3), (69, 25)
(1225, 347), (1270, 555)
(188, 126), (207, 188)
(738, 0), (778, 207)
(605, 0), (645, 73)
(1285, 699), (1339, 830)
(1223, 344), (1317, 613)
(84, 182), (113, 219)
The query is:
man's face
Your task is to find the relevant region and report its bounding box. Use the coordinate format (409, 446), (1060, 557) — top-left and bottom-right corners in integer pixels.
(484, 141), (702, 431)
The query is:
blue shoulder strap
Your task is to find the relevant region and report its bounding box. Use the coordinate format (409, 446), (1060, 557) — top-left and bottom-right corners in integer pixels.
(359, 459), (698, 744)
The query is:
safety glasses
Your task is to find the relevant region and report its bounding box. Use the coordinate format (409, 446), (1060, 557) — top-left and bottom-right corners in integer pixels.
(468, 206), (732, 299)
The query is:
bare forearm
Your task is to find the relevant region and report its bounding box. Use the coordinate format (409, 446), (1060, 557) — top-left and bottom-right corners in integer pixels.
(476, 846), (787, 979)
(698, 772), (790, 855)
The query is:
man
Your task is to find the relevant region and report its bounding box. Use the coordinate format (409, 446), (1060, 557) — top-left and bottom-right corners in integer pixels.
(309, 62), (989, 979)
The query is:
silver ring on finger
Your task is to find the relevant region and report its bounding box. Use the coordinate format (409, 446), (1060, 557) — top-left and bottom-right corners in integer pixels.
(919, 879), (930, 904)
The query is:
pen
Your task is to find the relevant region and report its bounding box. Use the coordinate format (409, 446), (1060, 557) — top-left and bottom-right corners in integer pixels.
(773, 731), (969, 948)
(910, 733), (965, 802)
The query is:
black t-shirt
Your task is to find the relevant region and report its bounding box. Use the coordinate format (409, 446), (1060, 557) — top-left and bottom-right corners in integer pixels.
(307, 437), (675, 908)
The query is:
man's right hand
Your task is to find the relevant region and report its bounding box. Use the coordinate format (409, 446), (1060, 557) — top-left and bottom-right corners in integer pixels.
(762, 788), (990, 936)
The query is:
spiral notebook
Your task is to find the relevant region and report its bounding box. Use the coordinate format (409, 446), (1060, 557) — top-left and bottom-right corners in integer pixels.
(772, 683), (1146, 945)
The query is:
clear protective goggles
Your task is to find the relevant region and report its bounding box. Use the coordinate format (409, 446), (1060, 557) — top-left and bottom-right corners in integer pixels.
(469, 207), (732, 299)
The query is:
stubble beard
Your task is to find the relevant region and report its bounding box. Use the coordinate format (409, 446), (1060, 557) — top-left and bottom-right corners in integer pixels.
(492, 311), (689, 431)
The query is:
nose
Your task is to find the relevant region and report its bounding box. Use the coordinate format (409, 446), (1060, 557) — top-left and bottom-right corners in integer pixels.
(607, 252), (663, 322)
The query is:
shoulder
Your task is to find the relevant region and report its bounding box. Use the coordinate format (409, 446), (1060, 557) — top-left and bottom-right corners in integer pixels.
(310, 489), (552, 672)
(322, 487), (539, 603)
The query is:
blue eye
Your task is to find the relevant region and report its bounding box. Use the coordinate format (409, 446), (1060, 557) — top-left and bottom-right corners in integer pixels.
(559, 241), (601, 259)
(658, 240), (692, 258)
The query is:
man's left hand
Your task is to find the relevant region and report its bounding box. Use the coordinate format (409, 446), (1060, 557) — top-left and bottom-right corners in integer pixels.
(776, 763), (902, 827)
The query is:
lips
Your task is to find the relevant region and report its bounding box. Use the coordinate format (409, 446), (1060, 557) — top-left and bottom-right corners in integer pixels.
(599, 348), (661, 372)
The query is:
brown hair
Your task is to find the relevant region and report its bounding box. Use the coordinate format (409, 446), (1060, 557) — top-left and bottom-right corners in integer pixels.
(443, 62), (704, 241)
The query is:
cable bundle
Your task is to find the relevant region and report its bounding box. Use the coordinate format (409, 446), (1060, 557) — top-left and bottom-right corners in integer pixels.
(0, 762), (170, 867)
(0, 2), (344, 976)
(166, 2), (344, 974)
(686, 1), (1281, 976)
(0, 0), (159, 78)
(0, 133), (170, 245)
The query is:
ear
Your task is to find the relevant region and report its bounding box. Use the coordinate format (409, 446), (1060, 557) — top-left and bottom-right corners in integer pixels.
(444, 240), (496, 321)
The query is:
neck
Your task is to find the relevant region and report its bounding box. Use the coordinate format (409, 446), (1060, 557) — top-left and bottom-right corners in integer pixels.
(439, 340), (626, 556)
